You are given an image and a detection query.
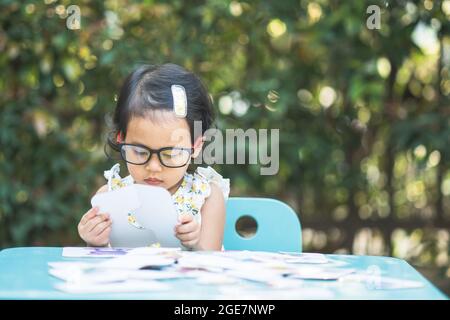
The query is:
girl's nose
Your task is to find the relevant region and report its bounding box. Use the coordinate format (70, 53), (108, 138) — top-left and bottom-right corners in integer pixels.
(145, 153), (162, 171)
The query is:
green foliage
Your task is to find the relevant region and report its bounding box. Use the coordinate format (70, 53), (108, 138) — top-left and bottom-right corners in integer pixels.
(0, 0), (449, 291)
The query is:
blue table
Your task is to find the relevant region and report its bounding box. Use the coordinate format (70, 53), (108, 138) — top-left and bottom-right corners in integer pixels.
(0, 247), (447, 300)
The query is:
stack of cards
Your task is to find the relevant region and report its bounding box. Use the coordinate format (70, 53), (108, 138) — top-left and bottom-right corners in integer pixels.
(51, 247), (423, 294)
(52, 247), (183, 293)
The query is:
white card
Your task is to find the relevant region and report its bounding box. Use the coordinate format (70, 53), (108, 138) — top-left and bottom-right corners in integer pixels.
(54, 280), (170, 294)
(177, 255), (252, 271)
(62, 247), (131, 258)
(279, 252), (329, 264)
(287, 266), (356, 280)
(225, 269), (285, 283)
(128, 247), (182, 256)
(340, 274), (425, 290)
(96, 254), (176, 270)
(91, 184), (180, 248)
(196, 273), (238, 285)
(93, 184), (141, 213)
(49, 268), (188, 284)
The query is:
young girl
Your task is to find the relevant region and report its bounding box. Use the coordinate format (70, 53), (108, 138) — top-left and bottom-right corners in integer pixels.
(77, 63), (229, 251)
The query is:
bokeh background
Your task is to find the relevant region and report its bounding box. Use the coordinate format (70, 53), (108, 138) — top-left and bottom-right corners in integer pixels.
(0, 0), (449, 294)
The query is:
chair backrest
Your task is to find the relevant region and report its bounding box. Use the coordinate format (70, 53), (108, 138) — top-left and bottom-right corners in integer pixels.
(223, 197), (302, 253)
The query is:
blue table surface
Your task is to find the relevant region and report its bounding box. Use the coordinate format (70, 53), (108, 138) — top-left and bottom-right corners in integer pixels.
(0, 247), (447, 300)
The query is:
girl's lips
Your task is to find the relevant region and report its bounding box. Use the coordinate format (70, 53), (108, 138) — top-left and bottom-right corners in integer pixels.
(144, 178), (163, 186)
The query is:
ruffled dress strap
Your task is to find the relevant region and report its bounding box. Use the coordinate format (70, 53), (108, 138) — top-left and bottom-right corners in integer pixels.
(195, 166), (230, 200)
(172, 166), (230, 223)
(104, 163), (134, 191)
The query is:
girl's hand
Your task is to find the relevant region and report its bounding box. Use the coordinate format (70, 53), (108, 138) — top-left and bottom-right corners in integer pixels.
(174, 214), (201, 249)
(78, 206), (112, 247)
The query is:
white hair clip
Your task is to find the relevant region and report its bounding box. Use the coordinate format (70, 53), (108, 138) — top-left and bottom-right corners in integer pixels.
(171, 84), (187, 118)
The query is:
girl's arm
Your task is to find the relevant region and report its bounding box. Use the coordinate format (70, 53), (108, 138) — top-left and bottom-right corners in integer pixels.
(196, 183), (226, 251)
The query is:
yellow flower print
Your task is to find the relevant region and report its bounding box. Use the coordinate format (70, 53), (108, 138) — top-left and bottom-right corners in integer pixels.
(127, 213), (145, 229)
(175, 195), (184, 205)
(127, 214), (136, 224)
(187, 199), (197, 210)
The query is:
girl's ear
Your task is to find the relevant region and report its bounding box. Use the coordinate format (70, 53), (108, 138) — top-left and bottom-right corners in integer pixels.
(192, 135), (204, 158)
(116, 132), (123, 143)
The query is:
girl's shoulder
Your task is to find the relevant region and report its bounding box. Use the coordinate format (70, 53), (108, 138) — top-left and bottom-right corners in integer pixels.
(184, 166), (230, 201)
(172, 166), (230, 219)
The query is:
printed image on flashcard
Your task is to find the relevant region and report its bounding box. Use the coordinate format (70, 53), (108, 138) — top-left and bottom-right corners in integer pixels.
(91, 184), (180, 248)
(62, 247), (131, 258)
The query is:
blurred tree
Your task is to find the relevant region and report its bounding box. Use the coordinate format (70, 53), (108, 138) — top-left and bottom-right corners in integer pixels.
(0, 0), (448, 292)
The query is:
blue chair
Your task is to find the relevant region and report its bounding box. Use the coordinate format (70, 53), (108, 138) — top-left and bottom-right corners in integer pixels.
(223, 197), (302, 253)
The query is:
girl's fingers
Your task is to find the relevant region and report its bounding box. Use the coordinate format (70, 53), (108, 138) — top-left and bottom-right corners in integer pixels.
(92, 220), (112, 236)
(98, 225), (111, 238)
(85, 214), (110, 233)
(176, 220), (199, 234)
(94, 227), (111, 246)
(83, 215), (102, 233)
(182, 240), (198, 248)
(176, 230), (200, 242)
(80, 207), (99, 225)
(178, 214), (192, 224)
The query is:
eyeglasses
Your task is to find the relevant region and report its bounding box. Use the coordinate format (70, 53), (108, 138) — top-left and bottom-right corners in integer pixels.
(118, 143), (194, 168)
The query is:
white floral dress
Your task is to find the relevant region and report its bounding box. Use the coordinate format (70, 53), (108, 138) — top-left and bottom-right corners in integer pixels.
(103, 163), (230, 224)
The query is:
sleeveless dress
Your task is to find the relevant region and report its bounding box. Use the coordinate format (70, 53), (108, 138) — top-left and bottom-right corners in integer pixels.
(103, 164), (230, 226)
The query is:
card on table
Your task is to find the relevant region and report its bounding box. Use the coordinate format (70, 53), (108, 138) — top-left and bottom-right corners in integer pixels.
(62, 247), (131, 258)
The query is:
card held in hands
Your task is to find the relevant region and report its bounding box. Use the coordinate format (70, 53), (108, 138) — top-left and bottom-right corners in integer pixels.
(91, 184), (180, 248)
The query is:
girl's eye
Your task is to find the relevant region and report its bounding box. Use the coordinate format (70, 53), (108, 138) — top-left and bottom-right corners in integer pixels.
(132, 148), (148, 156)
(161, 149), (182, 158)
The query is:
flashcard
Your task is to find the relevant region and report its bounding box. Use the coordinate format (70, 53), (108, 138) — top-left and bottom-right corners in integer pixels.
(62, 247), (131, 258)
(91, 184), (180, 248)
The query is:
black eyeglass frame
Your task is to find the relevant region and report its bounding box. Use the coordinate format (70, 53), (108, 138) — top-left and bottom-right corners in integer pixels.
(118, 143), (194, 168)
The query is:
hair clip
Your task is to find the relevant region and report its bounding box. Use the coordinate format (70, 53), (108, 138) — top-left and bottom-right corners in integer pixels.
(171, 85), (187, 118)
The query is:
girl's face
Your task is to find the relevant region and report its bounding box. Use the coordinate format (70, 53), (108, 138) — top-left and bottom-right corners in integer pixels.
(123, 112), (202, 195)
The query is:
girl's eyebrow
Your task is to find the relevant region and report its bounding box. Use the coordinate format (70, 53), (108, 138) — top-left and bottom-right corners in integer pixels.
(126, 140), (147, 147)
(127, 141), (177, 149)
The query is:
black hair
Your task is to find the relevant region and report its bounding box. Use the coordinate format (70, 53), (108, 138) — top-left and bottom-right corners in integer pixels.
(106, 63), (215, 153)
